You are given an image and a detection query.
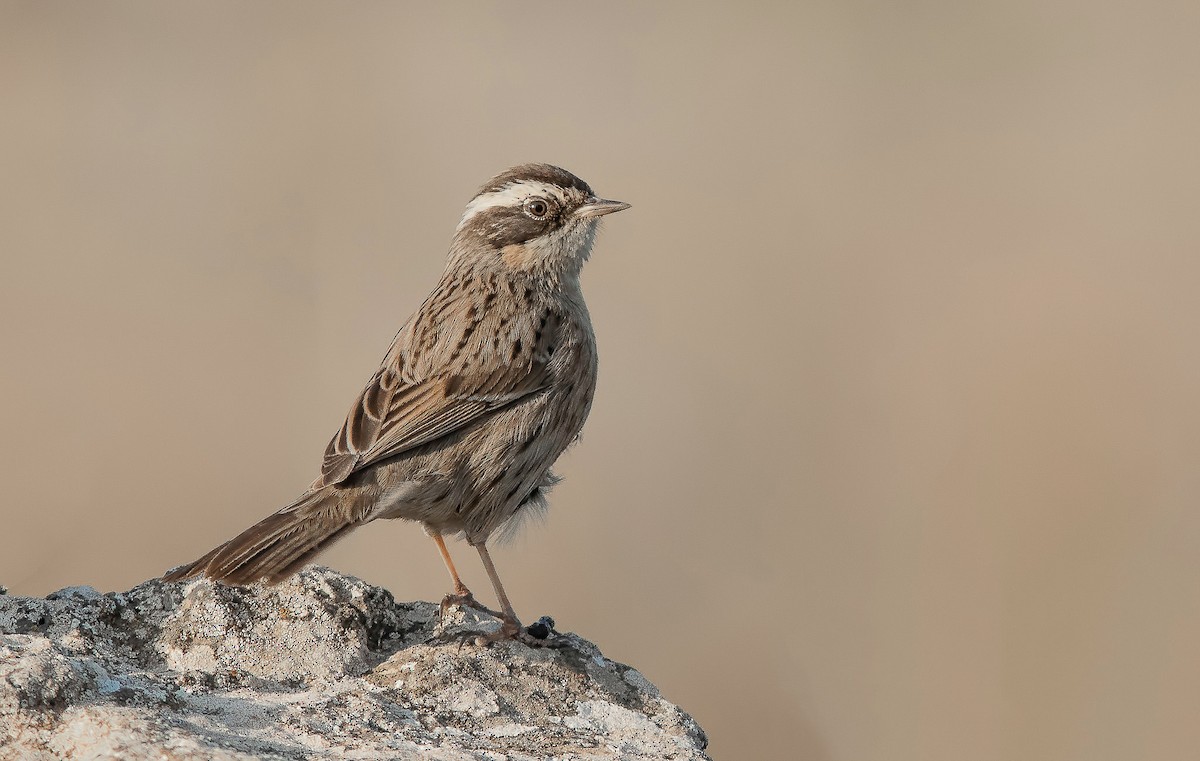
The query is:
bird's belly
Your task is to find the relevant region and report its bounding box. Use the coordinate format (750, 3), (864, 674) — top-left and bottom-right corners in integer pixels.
(446, 386), (587, 538)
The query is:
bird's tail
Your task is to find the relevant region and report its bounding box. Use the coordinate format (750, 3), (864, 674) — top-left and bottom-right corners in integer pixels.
(162, 485), (357, 586)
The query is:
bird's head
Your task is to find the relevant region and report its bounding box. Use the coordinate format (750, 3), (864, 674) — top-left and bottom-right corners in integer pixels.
(450, 164), (629, 285)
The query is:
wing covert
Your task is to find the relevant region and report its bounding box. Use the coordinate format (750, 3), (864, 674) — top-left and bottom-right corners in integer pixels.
(316, 358), (550, 488)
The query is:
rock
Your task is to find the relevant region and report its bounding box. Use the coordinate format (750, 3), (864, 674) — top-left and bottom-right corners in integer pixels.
(0, 567), (709, 760)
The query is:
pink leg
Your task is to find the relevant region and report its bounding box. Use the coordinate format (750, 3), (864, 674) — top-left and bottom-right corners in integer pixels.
(431, 532), (500, 619)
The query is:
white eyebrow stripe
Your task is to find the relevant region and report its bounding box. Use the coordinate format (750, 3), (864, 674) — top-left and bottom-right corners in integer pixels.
(457, 180), (567, 229)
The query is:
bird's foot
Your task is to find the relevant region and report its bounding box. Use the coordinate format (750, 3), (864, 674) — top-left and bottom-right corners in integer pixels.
(478, 615), (565, 648)
(449, 615), (564, 649)
(438, 589), (502, 621)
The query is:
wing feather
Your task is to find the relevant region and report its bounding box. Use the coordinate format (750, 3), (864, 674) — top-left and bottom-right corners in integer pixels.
(316, 340), (550, 487)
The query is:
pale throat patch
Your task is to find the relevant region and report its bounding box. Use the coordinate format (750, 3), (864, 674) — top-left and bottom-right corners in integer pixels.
(502, 218), (597, 274)
(457, 180), (570, 230)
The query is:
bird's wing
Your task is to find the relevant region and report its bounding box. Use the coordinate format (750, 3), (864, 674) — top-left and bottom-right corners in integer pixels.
(316, 349), (551, 488)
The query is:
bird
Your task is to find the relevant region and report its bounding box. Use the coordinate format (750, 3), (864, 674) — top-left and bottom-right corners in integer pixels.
(163, 163), (629, 646)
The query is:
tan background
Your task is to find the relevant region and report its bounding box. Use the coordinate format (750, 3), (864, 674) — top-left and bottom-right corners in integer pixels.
(3, 2), (1199, 759)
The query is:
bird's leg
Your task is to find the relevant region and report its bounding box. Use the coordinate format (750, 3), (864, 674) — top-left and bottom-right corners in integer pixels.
(431, 531), (500, 619)
(470, 541), (563, 648)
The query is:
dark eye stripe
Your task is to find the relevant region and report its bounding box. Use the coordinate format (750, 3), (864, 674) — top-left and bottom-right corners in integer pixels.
(462, 207), (552, 248)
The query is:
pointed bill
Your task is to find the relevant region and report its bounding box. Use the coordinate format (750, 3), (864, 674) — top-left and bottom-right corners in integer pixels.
(573, 197), (631, 219)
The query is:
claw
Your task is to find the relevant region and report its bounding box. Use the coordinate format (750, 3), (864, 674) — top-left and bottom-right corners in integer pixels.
(468, 616), (567, 649)
(438, 591), (502, 622)
(432, 613), (565, 649)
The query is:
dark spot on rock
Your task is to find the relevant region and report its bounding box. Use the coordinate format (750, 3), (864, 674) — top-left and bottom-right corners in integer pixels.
(525, 616), (555, 640)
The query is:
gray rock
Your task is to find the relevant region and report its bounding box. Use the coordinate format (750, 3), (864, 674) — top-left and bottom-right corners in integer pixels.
(0, 567), (709, 760)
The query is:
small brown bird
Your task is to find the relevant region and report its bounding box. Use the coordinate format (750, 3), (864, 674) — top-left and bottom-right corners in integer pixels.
(164, 164), (629, 646)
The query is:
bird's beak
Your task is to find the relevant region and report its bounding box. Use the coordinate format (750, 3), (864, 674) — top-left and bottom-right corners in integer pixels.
(574, 197), (631, 219)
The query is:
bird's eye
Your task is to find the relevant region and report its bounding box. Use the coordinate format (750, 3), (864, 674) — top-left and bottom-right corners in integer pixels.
(524, 198), (551, 219)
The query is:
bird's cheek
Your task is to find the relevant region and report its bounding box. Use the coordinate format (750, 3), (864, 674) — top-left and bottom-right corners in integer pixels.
(500, 244), (536, 270)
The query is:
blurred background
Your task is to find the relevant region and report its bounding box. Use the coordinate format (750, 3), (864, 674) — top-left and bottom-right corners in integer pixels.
(3, 2), (1199, 759)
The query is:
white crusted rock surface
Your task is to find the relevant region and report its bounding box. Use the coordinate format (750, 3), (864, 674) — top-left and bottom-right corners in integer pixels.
(0, 567), (708, 760)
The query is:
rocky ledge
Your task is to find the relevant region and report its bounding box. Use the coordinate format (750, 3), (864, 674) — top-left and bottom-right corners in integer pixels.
(0, 567), (708, 760)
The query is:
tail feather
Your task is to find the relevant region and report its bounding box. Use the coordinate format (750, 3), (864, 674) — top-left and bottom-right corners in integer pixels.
(162, 487), (357, 586)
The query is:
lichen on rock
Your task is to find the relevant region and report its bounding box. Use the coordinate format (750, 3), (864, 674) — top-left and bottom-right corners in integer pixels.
(0, 567), (709, 760)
